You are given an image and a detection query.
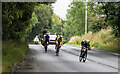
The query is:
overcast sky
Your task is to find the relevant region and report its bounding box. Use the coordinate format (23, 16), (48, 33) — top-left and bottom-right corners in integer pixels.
(52, 0), (73, 20)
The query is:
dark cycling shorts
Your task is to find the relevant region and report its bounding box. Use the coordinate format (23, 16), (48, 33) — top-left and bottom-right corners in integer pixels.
(85, 45), (91, 50)
(82, 45), (90, 48)
(81, 44), (85, 47)
(45, 40), (49, 44)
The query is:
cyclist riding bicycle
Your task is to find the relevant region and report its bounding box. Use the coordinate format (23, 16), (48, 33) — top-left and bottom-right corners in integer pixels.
(57, 35), (63, 45)
(44, 33), (50, 45)
(56, 35), (63, 54)
(80, 40), (90, 57)
(43, 33), (50, 52)
(55, 35), (60, 49)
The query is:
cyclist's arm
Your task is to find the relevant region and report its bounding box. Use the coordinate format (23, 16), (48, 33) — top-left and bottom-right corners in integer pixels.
(44, 36), (46, 41)
(61, 39), (63, 45)
(48, 36), (50, 44)
(87, 43), (90, 47)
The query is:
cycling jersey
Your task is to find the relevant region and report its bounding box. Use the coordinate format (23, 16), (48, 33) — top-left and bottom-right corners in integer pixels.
(81, 40), (90, 48)
(81, 40), (86, 46)
(57, 37), (63, 45)
(55, 36), (60, 41)
(43, 29), (47, 35)
(44, 35), (50, 43)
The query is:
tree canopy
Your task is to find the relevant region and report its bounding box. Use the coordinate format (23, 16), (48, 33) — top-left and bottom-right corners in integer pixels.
(2, 2), (53, 42)
(2, 2), (38, 40)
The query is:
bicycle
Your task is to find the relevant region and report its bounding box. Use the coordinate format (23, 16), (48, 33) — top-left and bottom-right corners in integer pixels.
(44, 41), (49, 52)
(56, 44), (62, 56)
(79, 47), (87, 62)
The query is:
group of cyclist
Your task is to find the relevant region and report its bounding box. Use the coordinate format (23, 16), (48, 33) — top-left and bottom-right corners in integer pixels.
(42, 28), (64, 53)
(41, 28), (91, 57)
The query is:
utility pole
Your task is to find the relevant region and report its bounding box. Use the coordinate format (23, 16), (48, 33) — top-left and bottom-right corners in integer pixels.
(85, 0), (88, 35)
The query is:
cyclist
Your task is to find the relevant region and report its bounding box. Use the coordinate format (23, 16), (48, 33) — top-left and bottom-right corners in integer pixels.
(43, 33), (50, 52)
(56, 35), (63, 55)
(57, 35), (63, 45)
(55, 35), (60, 49)
(34, 35), (39, 44)
(44, 33), (50, 45)
(80, 40), (90, 57)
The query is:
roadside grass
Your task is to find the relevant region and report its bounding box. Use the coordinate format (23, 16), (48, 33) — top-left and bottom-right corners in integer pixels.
(2, 41), (28, 72)
(68, 27), (120, 52)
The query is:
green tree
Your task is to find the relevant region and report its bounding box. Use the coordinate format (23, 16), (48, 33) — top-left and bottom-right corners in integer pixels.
(2, 2), (38, 41)
(61, 2), (85, 42)
(66, 2), (85, 36)
(26, 4), (53, 42)
(48, 13), (63, 35)
(87, 2), (120, 36)
(102, 2), (120, 36)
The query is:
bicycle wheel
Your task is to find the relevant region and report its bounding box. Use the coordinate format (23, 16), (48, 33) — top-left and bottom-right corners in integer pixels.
(56, 46), (59, 56)
(45, 45), (47, 52)
(79, 53), (82, 62)
(56, 52), (59, 56)
(79, 56), (82, 62)
(83, 53), (87, 62)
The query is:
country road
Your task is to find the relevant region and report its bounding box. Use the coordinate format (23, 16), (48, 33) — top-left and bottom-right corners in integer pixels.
(16, 44), (119, 72)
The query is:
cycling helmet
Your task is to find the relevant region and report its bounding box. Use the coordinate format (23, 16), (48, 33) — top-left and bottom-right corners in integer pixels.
(83, 40), (85, 41)
(46, 33), (49, 36)
(57, 35), (59, 37)
(86, 40), (90, 43)
(60, 35), (62, 37)
(36, 35), (38, 38)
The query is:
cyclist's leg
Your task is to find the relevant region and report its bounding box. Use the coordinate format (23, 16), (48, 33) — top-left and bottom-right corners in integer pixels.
(56, 45), (58, 53)
(56, 43), (60, 53)
(85, 48), (88, 54)
(56, 41), (58, 49)
(80, 45), (84, 57)
(44, 41), (47, 47)
(85, 46), (89, 56)
(44, 41), (48, 52)
(88, 47), (91, 50)
(55, 41), (57, 49)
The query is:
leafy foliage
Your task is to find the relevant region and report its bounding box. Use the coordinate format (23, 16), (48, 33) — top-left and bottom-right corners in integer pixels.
(63, 2), (120, 43)
(2, 3), (53, 42)
(61, 2), (85, 42)
(2, 2), (38, 40)
(48, 13), (63, 35)
(87, 2), (120, 36)
(68, 28), (120, 52)
(102, 2), (120, 36)
(26, 4), (53, 42)
(67, 2), (85, 35)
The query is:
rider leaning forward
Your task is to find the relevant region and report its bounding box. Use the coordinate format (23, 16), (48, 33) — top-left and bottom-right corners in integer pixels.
(56, 35), (63, 49)
(80, 40), (91, 56)
(44, 33), (50, 45)
(55, 35), (60, 49)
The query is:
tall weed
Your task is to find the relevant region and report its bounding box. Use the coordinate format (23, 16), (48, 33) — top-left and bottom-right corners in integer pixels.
(68, 28), (120, 52)
(2, 41), (28, 72)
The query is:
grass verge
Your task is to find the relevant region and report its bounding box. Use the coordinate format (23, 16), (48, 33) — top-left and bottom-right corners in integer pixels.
(2, 41), (29, 72)
(68, 27), (120, 52)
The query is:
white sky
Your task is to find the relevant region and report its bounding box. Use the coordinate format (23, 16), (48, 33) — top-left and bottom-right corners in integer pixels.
(52, 0), (73, 20)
